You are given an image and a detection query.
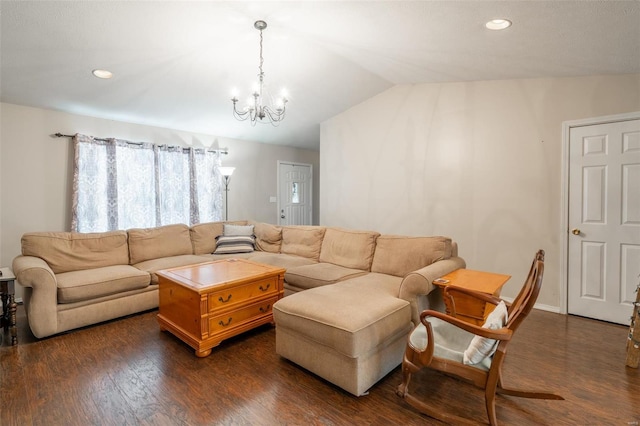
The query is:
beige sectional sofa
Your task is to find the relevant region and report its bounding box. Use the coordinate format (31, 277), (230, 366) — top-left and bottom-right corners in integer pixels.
(13, 220), (465, 396)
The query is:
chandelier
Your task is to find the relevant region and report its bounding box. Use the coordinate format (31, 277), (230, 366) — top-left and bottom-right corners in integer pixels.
(231, 20), (288, 126)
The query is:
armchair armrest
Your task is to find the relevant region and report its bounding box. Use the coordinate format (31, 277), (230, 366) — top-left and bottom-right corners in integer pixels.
(12, 255), (58, 338)
(420, 309), (513, 341)
(399, 256), (466, 325)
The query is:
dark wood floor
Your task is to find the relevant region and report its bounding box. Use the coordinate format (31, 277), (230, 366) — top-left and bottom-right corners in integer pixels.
(1, 305), (638, 425)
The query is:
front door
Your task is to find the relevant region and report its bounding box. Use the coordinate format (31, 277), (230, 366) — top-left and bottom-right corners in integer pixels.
(567, 118), (640, 324)
(277, 162), (312, 226)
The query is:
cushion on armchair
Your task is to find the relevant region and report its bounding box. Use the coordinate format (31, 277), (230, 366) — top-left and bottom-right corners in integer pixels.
(463, 301), (508, 365)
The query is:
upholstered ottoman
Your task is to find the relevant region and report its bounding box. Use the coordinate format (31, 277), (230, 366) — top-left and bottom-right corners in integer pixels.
(272, 275), (413, 396)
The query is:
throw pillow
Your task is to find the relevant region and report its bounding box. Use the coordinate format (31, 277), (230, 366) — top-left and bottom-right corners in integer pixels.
(463, 301), (508, 365)
(213, 235), (255, 254)
(223, 224), (255, 236)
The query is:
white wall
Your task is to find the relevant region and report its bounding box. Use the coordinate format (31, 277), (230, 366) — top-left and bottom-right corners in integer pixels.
(320, 74), (640, 309)
(0, 103), (319, 299)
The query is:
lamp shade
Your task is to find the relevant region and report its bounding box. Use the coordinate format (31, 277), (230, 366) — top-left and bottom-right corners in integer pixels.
(219, 167), (235, 177)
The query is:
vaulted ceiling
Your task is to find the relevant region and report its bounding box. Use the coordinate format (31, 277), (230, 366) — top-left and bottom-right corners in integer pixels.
(2, 1), (639, 150)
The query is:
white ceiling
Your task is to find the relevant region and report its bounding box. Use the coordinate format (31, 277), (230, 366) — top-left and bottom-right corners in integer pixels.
(2, 1), (639, 150)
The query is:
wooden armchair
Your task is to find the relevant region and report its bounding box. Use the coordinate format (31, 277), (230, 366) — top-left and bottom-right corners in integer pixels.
(396, 250), (563, 425)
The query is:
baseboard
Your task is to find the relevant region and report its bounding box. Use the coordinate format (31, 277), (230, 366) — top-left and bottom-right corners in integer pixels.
(500, 296), (561, 314)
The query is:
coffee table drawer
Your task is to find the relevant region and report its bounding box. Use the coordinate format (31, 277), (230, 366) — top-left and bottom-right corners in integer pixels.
(209, 297), (277, 333)
(208, 276), (278, 311)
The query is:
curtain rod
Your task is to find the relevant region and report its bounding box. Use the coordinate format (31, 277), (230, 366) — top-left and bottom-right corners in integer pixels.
(54, 133), (229, 155)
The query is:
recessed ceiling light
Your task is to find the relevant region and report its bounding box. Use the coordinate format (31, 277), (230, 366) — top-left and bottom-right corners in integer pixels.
(485, 19), (512, 30)
(92, 69), (113, 79)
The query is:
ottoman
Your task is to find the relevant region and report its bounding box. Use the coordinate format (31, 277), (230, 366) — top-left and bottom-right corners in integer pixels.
(272, 278), (413, 396)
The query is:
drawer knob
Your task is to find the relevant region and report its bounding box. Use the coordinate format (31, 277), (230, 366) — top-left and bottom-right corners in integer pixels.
(218, 317), (233, 327)
(218, 294), (232, 303)
(259, 284), (271, 292)
(260, 304), (271, 313)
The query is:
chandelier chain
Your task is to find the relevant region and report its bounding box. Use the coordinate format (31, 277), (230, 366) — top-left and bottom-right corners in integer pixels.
(259, 29), (264, 84)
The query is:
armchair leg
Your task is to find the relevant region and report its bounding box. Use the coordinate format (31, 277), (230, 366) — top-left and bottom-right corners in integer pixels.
(396, 354), (417, 397)
(402, 393), (479, 426)
(485, 381), (499, 426)
(496, 369), (564, 400)
(497, 386), (564, 400)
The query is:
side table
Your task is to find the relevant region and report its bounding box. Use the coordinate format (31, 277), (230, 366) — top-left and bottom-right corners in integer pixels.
(0, 267), (18, 345)
(433, 269), (510, 326)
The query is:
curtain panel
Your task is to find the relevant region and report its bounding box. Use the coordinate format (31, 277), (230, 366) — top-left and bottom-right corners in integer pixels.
(71, 133), (224, 232)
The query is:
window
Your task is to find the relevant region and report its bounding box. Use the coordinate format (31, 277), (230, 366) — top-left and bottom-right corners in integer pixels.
(71, 134), (224, 232)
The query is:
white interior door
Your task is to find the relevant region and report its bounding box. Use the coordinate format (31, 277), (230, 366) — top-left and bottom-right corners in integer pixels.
(278, 162), (312, 226)
(568, 118), (640, 324)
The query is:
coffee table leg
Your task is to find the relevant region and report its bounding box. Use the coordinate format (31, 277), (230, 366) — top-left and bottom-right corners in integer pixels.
(196, 348), (212, 358)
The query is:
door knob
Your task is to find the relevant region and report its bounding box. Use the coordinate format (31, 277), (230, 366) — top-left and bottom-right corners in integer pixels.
(280, 209), (285, 219)
(571, 228), (581, 235)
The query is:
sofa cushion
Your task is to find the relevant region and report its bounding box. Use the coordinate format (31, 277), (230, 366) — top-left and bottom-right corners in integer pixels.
(128, 224), (193, 264)
(223, 224), (254, 236)
(284, 263), (368, 291)
(249, 221), (282, 253)
(56, 265), (150, 303)
(281, 226), (326, 260)
(133, 254), (209, 284)
(337, 272), (403, 297)
(214, 235), (255, 254)
(203, 252), (256, 261)
(248, 253), (317, 269)
(190, 221), (224, 255)
(371, 235), (452, 277)
(21, 231), (129, 274)
(273, 283), (411, 358)
(319, 228), (379, 271)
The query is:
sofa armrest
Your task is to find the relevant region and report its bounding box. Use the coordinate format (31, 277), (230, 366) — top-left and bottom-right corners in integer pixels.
(12, 255), (59, 338)
(12, 255), (57, 287)
(398, 256), (466, 325)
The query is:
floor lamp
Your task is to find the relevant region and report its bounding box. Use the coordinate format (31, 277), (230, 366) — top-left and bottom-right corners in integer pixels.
(219, 167), (235, 221)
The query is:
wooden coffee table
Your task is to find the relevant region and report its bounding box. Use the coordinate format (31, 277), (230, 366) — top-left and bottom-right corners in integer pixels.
(433, 269), (510, 326)
(157, 258), (285, 357)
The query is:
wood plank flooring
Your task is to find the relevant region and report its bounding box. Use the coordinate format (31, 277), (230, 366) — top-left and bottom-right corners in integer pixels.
(1, 305), (638, 425)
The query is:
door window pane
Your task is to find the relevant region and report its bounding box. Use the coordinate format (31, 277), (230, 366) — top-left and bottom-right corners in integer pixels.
(292, 182), (300, 203)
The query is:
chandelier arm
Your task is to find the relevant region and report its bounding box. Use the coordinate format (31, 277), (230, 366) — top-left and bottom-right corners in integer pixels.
(232, 102), (251, 121)
(263, 105), (286, 121)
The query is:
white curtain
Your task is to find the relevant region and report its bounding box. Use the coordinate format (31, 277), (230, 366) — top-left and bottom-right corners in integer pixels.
(72, 134), (224, 232)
